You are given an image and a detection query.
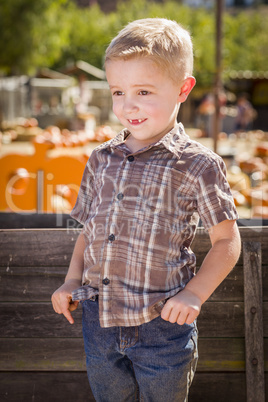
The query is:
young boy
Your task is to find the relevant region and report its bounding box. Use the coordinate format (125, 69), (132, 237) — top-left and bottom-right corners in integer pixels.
(52, 18), (241, 401)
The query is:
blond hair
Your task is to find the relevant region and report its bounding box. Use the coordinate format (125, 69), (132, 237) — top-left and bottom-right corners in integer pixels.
(105, 18), (193, 82)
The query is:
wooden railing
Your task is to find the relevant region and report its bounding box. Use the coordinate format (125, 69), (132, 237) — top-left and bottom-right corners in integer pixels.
(0, 226), (267, 402)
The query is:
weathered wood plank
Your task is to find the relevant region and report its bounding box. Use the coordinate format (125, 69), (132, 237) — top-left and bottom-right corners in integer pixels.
(0, 266), (67, 302)
(2, 337), (268, 372)
(0, 372), (94, 402)
(0, 302), (83, 338)
(189, 372), (248, 402)
(1, 227), (268, 267)
(0, 229), (80, 267)
(0, 211), (136, 230)
(0, 338), (86, 371)
(0, 212), (80, 229)
(1, 212), (266, 229)
(4, 264), (266, 302)
(2, 301), (268, 338)
(198, 301), (246, 337)
(0, 372), (262, 402)
(243, 242), (266, 402)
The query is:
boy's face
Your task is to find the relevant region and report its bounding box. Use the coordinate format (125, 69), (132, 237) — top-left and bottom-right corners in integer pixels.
(106, 57), (190, 151)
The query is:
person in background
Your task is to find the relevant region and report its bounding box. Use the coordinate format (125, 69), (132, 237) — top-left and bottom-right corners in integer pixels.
(235, 93), (257, 132)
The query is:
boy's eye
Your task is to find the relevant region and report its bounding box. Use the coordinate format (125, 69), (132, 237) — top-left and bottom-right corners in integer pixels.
(139, 90), (150, 95)
(113, 91), (124, 96)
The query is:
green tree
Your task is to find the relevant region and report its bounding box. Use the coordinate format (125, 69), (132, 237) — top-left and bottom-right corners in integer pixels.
(0, 0), (71, 75)
(1, 0), (267, 90)
(55, 3), (111, 69)
(224, 8), (268, 73)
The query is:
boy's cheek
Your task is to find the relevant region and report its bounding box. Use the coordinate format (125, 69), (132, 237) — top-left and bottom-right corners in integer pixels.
(112, 103), (121, 117)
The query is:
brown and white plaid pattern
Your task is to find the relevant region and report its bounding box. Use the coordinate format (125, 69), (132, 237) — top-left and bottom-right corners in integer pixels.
(71, 123), (238, 328)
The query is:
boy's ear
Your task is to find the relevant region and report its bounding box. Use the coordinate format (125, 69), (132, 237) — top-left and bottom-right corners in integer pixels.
(177, 76), (196, 102)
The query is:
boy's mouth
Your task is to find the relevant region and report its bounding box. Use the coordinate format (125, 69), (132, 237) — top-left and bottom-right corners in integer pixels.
(128, 119), (147, 125)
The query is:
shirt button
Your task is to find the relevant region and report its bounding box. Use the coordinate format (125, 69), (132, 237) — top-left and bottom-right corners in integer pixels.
(127, 155), (135, 162)
(108, 234), (115, 242)
(102, 277), (110, 285)
(117, 193), (124, 200)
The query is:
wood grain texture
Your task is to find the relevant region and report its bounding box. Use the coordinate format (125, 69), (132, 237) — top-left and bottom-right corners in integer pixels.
(243, 242), (265, 402)
(0, 372), (94, 402)
(1, 337), (267, 372)
(3, 264), (267, 302)
(0, 227), (267, 402)
(0, 229), (80, 267)
(1, 372), (266, 402)
(1, 301), (267, 338)
(1, 227), (268, 267)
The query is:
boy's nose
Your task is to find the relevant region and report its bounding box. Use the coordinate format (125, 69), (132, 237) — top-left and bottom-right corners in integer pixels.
(123, 97), (139, 113)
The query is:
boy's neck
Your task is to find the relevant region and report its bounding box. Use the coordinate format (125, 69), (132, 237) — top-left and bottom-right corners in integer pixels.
(125, 126), (176, 154)
(125, 134), (161, 153)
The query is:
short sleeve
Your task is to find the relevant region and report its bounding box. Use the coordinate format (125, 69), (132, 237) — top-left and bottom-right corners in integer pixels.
(196, 157), (239, 229)
(70, 158), (95, 225)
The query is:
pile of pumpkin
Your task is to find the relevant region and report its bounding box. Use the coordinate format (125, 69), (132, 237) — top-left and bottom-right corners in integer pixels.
(227, 142), (268, 218)
(33, 124), (117, 147)
(0, 117), (117, 148)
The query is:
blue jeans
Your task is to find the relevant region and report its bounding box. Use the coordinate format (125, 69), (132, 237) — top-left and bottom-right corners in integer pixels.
(82, 298), (198, 402)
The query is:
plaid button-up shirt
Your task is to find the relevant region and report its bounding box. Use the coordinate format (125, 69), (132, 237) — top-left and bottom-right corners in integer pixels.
(71, 123), (238, 328)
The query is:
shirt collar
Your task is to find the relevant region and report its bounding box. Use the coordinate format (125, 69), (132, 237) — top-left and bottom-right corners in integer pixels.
(103, 123), (189, 159)
(159, 123), (190, 160)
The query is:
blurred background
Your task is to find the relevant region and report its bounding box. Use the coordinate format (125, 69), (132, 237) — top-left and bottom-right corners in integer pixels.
(0, 0), (268, 227)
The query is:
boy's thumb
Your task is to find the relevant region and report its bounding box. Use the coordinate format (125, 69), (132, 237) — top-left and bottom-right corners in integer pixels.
(69, 300), (79, 312)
